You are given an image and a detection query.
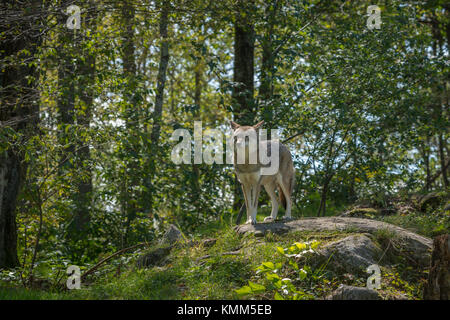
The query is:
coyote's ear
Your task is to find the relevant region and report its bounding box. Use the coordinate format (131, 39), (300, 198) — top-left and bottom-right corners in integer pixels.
(230, 121), (240, 130)
(253, 120), (264, 129)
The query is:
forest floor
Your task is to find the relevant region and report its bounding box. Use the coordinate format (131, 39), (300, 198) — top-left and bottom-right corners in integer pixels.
(0, 192), (449, 300)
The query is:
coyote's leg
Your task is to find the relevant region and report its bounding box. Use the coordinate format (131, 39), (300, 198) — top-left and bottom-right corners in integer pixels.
(263, 182), (279, 222)
(279, 179), (292, 219)
(241, 184), (253, 224)
(251, 183), (262, 224)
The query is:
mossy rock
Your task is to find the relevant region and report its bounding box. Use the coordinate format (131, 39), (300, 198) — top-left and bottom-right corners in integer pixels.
(444, 200), (450, 212)
(340, 207), (380, 218)
(419, 192), (447, 213)
(326, 285), (381, 300)
(397, 205), (416, 216)
(136, 245), (173, 268)
(314, 234), (383, 275)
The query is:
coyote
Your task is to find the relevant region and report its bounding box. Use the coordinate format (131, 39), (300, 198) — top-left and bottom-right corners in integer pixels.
(230, 120), (295, 224)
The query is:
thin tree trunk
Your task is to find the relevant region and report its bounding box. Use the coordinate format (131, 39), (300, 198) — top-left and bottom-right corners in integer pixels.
(72, 0), (97, 236)
(121, 0), (139, 245)
(144, 0), (170, 214)
(430, 19), (448, 189)
(438, 134), (449, 188)
(258, 0), (280, 126)
(57, 0), (76, 165)
(191, 62), (203, 211)
(317, 178), (330, 217)
(422, 136), (431, 191)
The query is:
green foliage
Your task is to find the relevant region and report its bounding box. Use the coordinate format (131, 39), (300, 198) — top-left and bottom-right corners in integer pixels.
(1, 0), (449, 299)
(379, 211), (450, 238)
(236, 240), (324, 300)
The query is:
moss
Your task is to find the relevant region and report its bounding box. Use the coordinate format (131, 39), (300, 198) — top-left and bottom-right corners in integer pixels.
(344, 207), (379, 218)
(0, 212), (436, 300)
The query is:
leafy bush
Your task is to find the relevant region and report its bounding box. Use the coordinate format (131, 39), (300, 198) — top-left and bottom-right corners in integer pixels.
(235, 240), (327, 300)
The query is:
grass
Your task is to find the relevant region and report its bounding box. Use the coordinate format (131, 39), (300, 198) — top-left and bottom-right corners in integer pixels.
(1, 224), (425, 300)
(0, 287), (70, 300)
(377, 211), (450, 237)
(1, 200), (443, 300)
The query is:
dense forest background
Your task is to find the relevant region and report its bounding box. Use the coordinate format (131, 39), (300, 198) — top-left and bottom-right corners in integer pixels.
(0, 0), (449, 293)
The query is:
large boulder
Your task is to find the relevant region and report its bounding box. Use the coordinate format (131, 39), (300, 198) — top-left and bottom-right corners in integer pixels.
(136, 246), (173, 268)
(136, 224), (185, 269)
(317, 235), (382, 274)
(235, 217), (432, 267)
(160, 224), (185, 246)
(419, 192), (445, 212)
(444, 201), (450, 212)
(326, 285), (381, 300)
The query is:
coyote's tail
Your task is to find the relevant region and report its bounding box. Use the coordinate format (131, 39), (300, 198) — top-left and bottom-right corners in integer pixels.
(279, 186), (287, 210)
(278, 175), (295, 210)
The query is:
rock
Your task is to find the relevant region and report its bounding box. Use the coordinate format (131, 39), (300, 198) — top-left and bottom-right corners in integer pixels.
(340, 207), (397, 218)
(398, 205), (416, 216)
(380, 208), (396, 216)
(184, 238), (218, 248)
(419, 192), (445, 212)
(444, 201), (450, 212)
(317, 235), (382, 274)
(201, 238), (217, 248)
(393, 292), (410, 300)
(136, 225), (184, 269)
(160, 224), (185, 246)
(326, 285), (381, 300)
(235, 217), (433, 267)
(136, 246), (173, 268)
(340, 207), (379, 218)
(423, 234), (450, 300)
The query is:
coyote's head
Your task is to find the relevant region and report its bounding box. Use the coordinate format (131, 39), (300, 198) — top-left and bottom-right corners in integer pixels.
(230, 120), (264, 165)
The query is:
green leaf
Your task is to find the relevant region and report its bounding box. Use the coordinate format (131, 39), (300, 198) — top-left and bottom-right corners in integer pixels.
(248, 281), (266, 293)
(262, 261), (275, 270)
(299, 269), (308, 280)
(276, 246), (285, 255)
(266, 273), (281, 281)
(235, 286), (252, 296)
(310, 240), (321, 249)
(274, 292), (284, 300)
(295, 242), (307, 251)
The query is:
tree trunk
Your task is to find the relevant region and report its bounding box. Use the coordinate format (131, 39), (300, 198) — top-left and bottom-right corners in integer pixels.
(317, 178), (330, 217)
(430, 20), (448, 189)
(72, 0), (97, 237)
(0, 152), (21, 268)
(57, 1), (76, 165)
(191, 62), (203, 212)
(144, 0), (170, 214)
(232, 0), (255, 125)
(0, 0), (42, 268)
(423, 234), (450, 300)
(422, 136), (431, 191)
(121, 0), (139, 245)
(258, 0), (280, 127)
(438, 134), (449, 188)
(233, 0), (255, 218)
